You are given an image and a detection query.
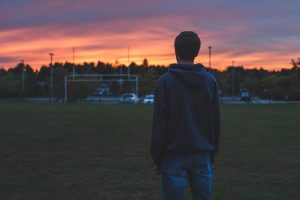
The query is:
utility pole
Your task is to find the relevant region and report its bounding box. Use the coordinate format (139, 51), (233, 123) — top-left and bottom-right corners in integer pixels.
(127, 47), (130, 78)
(21, 60), (25, 101)
(72, 47), (75, 79)
(208, 46), (212, 68)
(49, 53), (54, 103)
(119, 58), (123, 92)
(99, 49), (103, 81)
(232, 60), (235, 99)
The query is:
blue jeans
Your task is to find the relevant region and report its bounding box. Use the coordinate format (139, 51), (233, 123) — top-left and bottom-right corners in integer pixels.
(160, 152), (213, 200)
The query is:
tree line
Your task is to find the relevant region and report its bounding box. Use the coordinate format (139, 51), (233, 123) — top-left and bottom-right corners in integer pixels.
(0, 58), (299, 101)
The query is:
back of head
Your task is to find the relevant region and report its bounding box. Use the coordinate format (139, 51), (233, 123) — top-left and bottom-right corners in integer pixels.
(174, 31), (201, 62)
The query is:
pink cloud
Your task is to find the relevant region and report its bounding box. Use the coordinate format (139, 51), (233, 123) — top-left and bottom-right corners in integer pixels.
(0, 0), (299, 70)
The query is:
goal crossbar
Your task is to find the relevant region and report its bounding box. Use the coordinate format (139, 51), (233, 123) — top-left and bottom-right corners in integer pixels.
(64, 74), (138, 102)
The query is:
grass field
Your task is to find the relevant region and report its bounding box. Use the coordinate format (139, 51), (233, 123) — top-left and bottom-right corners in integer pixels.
(0, 103), (299, 200)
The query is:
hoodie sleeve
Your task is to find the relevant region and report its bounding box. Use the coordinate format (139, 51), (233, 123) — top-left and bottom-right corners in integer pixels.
(212, 81), (221, 153)
(150, 77), (168, 168)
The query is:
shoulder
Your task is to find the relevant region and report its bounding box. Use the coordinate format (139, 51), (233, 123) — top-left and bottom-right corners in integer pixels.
(155, 72), (173, 93)
(205, 71), (218, 85)
(204, 70), (216, 81)
(156, 72), (172, 85)
(159, 72), (172, 81)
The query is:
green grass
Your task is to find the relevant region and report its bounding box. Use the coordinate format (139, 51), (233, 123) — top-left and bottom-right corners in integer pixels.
(0, 103), (299, 200)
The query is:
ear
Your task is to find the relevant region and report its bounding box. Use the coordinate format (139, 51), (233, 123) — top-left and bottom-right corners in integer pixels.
(176, 55), (180, 63)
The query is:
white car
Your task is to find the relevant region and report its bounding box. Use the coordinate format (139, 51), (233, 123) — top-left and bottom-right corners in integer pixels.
(143, 94), (154, 104)
(119, 93), (139, 103)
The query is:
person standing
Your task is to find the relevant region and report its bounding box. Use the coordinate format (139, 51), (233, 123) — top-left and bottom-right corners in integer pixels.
(150, 31), (220, 200)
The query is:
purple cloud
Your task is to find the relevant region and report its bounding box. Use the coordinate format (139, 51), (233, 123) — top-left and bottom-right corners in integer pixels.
(0, 0), (299, 69)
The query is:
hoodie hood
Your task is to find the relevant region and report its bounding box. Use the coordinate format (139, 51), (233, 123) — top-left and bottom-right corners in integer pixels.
(169, 63), (207, 87)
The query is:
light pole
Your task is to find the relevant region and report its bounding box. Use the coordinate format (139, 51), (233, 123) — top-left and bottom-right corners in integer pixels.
(21, 60), (25, 101)
(72, 47), (75, 79)
(49, 53), (54, 103)
(232, 60), (235, 99)
(127, 46), (130, 78)
(208, 46), (212, 68)
(119, 60), (123, 92)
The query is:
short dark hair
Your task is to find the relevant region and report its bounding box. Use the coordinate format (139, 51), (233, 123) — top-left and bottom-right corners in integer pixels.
(174, 31), (201, 61)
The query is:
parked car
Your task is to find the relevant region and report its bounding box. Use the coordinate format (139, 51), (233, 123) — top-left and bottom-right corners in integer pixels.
(143, 94), (154, 104)
(240, 88), (251, 101)
(94, 84), (112, 96)
(119, 93), (139, 103)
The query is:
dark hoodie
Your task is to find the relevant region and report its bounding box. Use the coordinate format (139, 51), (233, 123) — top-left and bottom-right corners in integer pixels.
(150, 63), (220, 168)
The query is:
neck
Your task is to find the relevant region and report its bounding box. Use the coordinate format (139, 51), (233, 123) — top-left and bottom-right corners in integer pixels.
(177, 59), (194, 64)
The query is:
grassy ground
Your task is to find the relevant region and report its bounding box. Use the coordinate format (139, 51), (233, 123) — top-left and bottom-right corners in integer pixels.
(0, 103), (299, 200)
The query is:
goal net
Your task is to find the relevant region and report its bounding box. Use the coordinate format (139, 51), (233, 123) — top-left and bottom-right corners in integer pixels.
(64, 74), (138, 103)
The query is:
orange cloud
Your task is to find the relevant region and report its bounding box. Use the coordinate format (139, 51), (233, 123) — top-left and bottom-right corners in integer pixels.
(0, 23), (298, 71)
(1, 0), (300, 71)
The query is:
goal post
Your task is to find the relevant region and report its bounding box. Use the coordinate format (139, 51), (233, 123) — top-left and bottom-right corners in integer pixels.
(64, 74), (138, 103)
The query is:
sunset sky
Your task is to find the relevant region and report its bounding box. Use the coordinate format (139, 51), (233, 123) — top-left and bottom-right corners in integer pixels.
(0, 0), (299, 70)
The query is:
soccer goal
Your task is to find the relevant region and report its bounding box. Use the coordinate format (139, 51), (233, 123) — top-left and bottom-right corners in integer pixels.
(64, 74), (138, 103)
